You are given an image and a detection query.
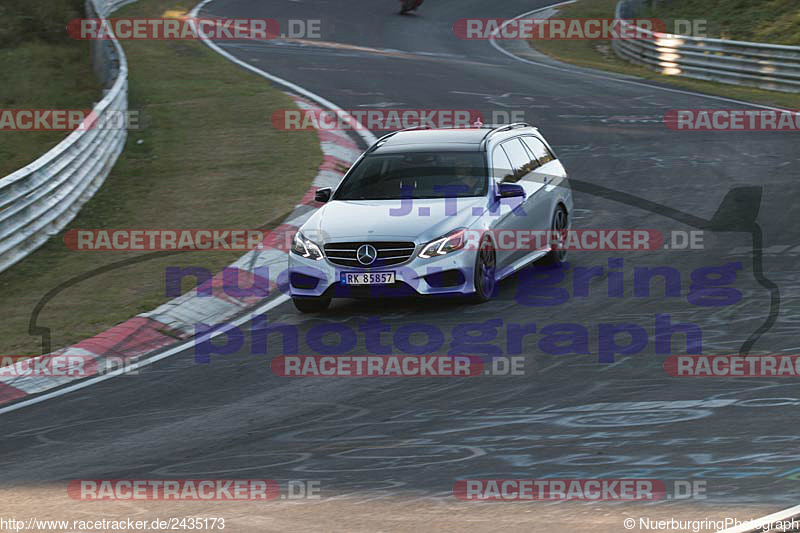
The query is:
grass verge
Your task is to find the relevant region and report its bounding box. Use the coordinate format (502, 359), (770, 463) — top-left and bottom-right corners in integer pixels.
(0, 0), (102, 176)
(0, 0), (322, 356)
(529, 0), (800, 109)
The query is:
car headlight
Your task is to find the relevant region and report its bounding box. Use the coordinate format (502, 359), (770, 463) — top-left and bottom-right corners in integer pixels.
(291, 232), (323, 260)
(419, 229), (467, 259)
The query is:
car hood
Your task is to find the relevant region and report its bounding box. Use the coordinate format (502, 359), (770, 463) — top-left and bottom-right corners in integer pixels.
(301, 198), (487, 244)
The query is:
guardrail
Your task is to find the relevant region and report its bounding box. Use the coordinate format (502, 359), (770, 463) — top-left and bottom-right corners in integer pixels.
(0, 0), (132, 274)
(612, 0), (800, 93)
(95, 0), (141, 17)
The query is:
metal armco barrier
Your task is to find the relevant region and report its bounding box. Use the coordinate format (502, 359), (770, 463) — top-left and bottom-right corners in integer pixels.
(612, 0), (800, 93)
(0, 0), (134, 274)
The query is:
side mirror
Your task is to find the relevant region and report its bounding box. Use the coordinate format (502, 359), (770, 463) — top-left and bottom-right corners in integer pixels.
(496, 182), (525, 199)
(314, 187), (332, 203)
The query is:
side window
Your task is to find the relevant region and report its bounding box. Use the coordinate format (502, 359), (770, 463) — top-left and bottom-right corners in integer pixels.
(492, 146), (514, 182)
(521, 136), (555, 165)
(502, 138), (536, 181)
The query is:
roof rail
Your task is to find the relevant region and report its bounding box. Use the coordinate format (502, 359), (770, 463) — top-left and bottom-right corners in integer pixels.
(486, 122), (531, 137)
(479, 122), (533, 148)
(366, 125), (433, 153)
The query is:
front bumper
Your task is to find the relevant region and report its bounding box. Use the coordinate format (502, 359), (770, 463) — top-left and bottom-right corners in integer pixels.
(288, 245), (478, 298)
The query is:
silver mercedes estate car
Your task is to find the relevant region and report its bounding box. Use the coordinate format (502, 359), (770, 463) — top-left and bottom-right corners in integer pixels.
(288, 123), (573, 312)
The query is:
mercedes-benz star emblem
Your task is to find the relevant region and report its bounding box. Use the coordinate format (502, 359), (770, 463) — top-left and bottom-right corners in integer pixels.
(356, 244), (377, 266)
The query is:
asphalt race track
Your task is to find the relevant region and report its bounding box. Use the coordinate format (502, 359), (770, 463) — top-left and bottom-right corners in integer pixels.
(2, 0), (799, 527)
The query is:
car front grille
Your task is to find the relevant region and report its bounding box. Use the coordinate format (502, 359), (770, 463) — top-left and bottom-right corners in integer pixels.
(324, 241), (416, 267)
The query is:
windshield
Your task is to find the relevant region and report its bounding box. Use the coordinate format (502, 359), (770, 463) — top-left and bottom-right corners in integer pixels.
(334, 151), (487, 200)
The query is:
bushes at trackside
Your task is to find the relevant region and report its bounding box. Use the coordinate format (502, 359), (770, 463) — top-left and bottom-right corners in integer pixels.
(641, 0), (800, 45)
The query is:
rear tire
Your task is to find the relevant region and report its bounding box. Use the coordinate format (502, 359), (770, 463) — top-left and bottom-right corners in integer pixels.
(541, 205), (568, 265)
(471, 238), (496, 303)
(292, 296), (331, 313)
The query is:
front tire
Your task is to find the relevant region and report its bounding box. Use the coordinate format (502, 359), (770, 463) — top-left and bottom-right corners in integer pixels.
(292, 296), (331, 313)
(471, 238), (496, 303)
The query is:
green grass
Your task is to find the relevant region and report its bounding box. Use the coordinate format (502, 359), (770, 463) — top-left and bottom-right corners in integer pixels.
(0, 0), (322, 356)
(641, 0), (800, 45)
(0, 0), (102, 176)
(530, 0), (800, 109)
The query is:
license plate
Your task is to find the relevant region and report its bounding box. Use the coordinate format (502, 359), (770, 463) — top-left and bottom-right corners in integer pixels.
(341, 272), (395, 285)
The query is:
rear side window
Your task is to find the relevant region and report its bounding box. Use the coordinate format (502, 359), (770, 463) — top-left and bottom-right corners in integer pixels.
(492, 146), (514, 182)
(502, 138), (537, 181)
(521, 136), (555, 165)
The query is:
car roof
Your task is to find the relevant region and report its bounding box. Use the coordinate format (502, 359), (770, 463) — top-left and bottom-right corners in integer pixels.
(369, 126), (538, 154)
